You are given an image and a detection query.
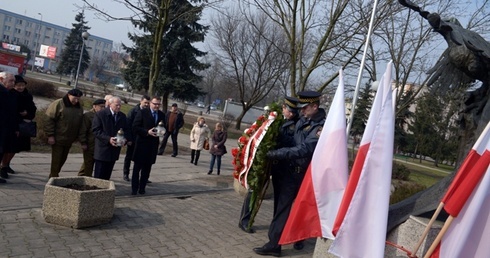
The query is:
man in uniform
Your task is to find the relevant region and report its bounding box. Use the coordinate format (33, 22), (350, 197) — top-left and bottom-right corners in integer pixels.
(45, 89), (84, 178)
(78, 99), (106, 177)
(253, 91), (326, 257)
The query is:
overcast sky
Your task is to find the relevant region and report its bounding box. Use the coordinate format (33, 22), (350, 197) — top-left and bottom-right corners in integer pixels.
(3, 0), (145, 46)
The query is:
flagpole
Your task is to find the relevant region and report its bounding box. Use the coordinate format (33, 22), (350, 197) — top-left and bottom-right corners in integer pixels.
(410, 202), (444, 257)
(423, 216), (455, 258)
(346, 0), (380, 137)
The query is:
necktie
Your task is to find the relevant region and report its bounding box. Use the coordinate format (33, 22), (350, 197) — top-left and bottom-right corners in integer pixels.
(152, 111), (157, 124)
(114, 113), (118, 123)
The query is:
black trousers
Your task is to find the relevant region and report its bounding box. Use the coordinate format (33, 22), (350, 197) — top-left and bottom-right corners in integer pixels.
(158, 132), (178, 155)
(123, 143), (135, 176)
(267, 169), (305, 247)
(239, 190), (253, 228)
(93, 160), (116, 180)
(132, 162), (152, 193)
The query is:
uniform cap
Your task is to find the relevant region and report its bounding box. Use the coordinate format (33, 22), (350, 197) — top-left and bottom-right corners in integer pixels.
(92, 99), (106, 105)
(284, 96), (300, 109)
(296, 90), (321, 108)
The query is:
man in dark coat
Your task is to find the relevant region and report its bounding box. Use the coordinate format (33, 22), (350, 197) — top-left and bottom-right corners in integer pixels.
(158, 103), (184, 157)
(0, 72), (16, 182)
(92, 96), (130, 180)
(122, 95), (150, 181)
(131, 96), (165, 195)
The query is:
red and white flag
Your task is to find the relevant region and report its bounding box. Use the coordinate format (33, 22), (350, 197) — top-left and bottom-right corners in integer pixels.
(430, 121), (490, 258)
(329, 62), (395, 258)
(279, 69), (348, 244)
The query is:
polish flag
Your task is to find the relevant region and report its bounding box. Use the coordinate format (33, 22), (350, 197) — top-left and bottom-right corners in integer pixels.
(429, 122), (490, 258)
(329, 62), (395, 258)
(278, 69), (348, 244)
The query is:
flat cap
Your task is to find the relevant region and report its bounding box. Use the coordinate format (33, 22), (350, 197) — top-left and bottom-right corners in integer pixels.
(67, 88), (83, 97)
(14, 75), (27, 85)
(92, 99), (106, 105)
(284, 96), (300, 109)
(297, 90), (321, 108)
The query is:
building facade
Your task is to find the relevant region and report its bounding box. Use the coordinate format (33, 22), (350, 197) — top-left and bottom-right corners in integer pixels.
(0, 8), (113, 73)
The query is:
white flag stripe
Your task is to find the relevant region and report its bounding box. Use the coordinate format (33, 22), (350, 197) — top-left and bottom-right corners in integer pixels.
(472, 122), (490, 155)
(312, 69), (348, 239)
(329, 62), (394, 258)
(439, 165), (490, 257)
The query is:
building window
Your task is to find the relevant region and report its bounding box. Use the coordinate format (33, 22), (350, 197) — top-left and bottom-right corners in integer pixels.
(17, 19), (23, 25)
(54, 38), (59, 44)
(15, 28), (21, 34)
(24, 39), (29, 45)
(46, 27), (52, 31)
(44, 35), (50, 39)
(5, 17), (12, 22)
(3, 35), (9, 40)
(25, 31), (31, 37)
(4, 25), (11, 31)
(13, 37), (19, 43)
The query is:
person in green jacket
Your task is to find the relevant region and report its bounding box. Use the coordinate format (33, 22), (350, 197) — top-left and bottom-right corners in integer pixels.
(44, 89), (84, 178)
(78, 98), (106, 177)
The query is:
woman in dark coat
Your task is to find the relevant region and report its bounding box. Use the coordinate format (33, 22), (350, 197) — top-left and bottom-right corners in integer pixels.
(208, 123), (227, 175)
(1, 75), (36, 174)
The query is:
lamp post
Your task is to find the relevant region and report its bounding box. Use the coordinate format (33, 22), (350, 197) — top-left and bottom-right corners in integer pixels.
(32, 13), (42, 72)
(74, 31), (90, 89)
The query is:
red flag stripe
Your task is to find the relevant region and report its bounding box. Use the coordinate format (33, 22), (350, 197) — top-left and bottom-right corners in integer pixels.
(443, 150), (490, 216)
(332, 142), (370, 235)
(441, 149), (481, 203)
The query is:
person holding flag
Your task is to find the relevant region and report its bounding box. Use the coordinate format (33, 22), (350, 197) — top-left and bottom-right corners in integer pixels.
(253, 91), (326, 257)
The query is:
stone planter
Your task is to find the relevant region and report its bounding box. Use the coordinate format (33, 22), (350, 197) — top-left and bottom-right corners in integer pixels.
(42, 176), (116, 229)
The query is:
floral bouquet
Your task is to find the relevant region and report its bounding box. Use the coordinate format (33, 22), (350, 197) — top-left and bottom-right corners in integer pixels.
(231, 103), (284, 229)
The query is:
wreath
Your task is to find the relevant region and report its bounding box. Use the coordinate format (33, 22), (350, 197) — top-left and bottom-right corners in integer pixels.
(231, 102), (284, 229)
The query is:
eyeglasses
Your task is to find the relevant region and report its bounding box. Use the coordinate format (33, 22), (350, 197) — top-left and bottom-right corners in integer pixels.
(151, 102), (161, 105)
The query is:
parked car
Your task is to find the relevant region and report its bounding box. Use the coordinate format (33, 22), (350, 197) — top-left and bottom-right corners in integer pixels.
(196, 102), (205, 108)
(210, 104), (217, 110)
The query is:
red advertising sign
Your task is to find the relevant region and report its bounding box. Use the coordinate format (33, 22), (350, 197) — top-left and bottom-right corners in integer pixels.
(39, 45), (57, 59)
(0, 50), (26, 74)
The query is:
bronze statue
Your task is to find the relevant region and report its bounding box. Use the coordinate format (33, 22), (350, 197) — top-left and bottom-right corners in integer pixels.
(389, 0), (490, 231)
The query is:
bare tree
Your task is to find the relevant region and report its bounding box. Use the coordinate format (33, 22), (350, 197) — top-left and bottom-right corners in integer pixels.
(212, 10), (290, 129)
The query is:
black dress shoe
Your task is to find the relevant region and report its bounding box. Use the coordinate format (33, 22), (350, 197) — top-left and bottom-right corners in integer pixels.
(147, 180), (152, 184)
(6, 167), (15, 174)
(123, 175), (130, 181)
(139, 190), (145, 194)
(207, 170), (212, 175)
(238, 223), (255, 233)
(253, 244), (281, 257)
(171, 154), (177, 157)
(0, 169), (8, 179)
(293, 241), (304, 250)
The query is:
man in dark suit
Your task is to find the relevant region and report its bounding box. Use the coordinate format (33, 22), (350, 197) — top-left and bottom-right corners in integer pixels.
(131, 96), (165, 195)
(122, 95), (150, 181)
(92, 96), (130, 180)
(157, 103), (184, 157)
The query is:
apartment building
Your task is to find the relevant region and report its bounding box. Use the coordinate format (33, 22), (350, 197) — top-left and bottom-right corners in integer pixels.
(0, 8), (113, 72)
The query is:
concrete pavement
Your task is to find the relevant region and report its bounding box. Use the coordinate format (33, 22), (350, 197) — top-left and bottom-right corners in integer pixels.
(0, 133), (316, 257)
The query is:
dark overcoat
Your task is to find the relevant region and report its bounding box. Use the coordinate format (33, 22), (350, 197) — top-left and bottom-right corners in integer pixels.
(209, 130), (227, 156)
(132, 108), (165, 164)
(92, 108), (129, 162)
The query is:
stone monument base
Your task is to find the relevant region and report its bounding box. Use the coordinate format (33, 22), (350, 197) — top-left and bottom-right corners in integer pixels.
(312, 215), (443, 257)
(42, 176), (116, 229)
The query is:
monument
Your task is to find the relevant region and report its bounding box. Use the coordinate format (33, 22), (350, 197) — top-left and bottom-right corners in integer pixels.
(389, 0), (490, 231)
